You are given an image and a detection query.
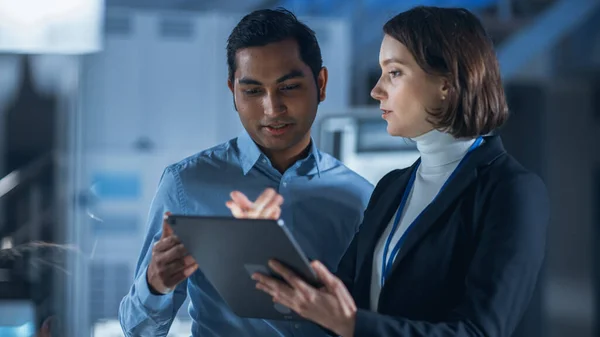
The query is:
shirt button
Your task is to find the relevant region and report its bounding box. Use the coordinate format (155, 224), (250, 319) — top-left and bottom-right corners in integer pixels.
(282, 181), (287, 187)
(294, 323), (300, 329)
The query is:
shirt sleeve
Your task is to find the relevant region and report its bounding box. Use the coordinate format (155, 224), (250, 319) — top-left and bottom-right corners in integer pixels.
(118, 166), (190, 336)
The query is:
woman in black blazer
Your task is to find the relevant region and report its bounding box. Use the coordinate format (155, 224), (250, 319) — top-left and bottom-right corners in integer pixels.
(227, 6), (548, 337)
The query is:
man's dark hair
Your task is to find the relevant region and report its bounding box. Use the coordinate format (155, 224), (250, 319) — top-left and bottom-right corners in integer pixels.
(384, 6), (509, 138)
(226, 8), (323, 85)
(0, 242), (77, 335)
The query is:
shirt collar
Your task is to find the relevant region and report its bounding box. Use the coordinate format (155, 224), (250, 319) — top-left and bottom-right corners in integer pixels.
(237, 131), (321, 177)
(308, 138), (322, 177)
(238, 131), (262, 175)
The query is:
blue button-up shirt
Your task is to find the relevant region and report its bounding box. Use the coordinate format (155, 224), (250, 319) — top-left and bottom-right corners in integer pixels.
(119, 131), (373, 337)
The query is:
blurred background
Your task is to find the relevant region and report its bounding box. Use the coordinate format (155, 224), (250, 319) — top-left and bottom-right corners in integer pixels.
(0, 0), (599, 336)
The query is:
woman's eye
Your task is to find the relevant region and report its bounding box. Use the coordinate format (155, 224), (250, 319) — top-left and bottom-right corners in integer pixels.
(389, 70), (402, 78)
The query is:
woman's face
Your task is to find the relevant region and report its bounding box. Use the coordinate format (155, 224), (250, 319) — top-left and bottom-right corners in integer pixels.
(371, 34), (448, 138)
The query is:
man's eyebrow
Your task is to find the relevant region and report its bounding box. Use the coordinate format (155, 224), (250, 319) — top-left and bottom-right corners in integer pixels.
(238, 77), (262, 85)
(276, 69), (305, 83)
(237, 69), (305, 86)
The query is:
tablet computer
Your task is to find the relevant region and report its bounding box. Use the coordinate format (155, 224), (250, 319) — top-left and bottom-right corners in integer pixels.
(166, 215), (319, 321)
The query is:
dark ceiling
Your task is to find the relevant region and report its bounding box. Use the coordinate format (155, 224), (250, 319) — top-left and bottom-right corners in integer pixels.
(105, 0), (277, 11)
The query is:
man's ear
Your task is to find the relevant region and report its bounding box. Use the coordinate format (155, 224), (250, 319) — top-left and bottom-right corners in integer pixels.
(228, 79), (238, 111)
(317, 67), (328, 103)
(228, 78), (234, 94)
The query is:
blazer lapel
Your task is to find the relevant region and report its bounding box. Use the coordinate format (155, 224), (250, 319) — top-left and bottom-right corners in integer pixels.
(384, 135), (506, 283)
(355, 163), (417, 281)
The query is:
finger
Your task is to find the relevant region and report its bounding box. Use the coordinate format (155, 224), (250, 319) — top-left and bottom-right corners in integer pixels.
(161, 212), (174, 238)
(263, 193), (283, 209)
(269, 260), (300, 284)
(256, 279), (297, 310)
(183, 263), (198, 277)
(264, 206), (281, 220)
(312, 261), (336, 290)
(253, 273), (294, 298)
(269, 260), (314, 295)
(251, 188), (277, 214)
(152, 235), (181, 253)
(270, 295), (298, 316)
(312, 261), (355, 310)
(164, 263), (198, 288)
(258, 194), (283, 219)
(255, 280), (277, 297)
(166, 261), (198, 285)
(181, 254), (197, 268)
(258, 204), (280, 220)
(226, 201), (248, 218)
(331, 278), (356, 314)
(230, 191), (254, 211)
(272, 208), (282, 220)
(257, 282), (295, 311)
(162, 254), (197, 277)
(156, 243), (188, 266)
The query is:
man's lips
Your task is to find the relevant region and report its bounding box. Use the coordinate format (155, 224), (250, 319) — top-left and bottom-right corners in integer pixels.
(263, 123), (294, 135)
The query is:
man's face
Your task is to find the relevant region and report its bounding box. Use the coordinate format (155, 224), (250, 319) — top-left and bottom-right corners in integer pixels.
(228, 39), (327, 154)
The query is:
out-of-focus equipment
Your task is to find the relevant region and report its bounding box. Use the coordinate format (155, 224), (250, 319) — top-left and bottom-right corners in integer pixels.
(316, 108), (420, 185)
(0, 0), (103, 54)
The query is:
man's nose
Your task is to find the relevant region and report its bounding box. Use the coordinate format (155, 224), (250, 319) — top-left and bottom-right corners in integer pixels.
(263, 93), (286, 116)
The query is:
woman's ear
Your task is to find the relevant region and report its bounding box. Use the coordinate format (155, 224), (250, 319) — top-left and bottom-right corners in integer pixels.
(439, 77), (450, 101)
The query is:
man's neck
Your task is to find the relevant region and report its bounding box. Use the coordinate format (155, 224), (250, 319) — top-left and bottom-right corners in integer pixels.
(263, 138), (312, 174)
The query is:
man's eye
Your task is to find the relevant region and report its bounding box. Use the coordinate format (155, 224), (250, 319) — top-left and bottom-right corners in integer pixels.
(281, 84), (300, 91)
(244, 88), (262, 95)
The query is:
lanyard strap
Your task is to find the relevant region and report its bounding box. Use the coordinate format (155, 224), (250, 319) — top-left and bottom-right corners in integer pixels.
(380, 136), (483, 286)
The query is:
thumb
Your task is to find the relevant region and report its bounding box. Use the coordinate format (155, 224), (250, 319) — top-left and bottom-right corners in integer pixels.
(161, 212), (174, 238)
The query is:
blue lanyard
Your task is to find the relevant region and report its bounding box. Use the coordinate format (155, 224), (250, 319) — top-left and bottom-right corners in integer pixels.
(380, 136), (483, 286)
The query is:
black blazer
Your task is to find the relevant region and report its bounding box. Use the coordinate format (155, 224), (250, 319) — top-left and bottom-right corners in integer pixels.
(336, 135), (549, 337)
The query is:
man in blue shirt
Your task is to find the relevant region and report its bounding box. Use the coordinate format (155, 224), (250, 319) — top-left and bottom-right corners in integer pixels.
(118, 8), (373, 337)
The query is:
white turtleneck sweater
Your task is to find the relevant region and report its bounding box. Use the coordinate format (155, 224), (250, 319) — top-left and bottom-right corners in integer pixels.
(370, 129), (478, 311)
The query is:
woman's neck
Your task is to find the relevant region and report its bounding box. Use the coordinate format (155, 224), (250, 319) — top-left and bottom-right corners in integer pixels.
(411, 129), (476, 170)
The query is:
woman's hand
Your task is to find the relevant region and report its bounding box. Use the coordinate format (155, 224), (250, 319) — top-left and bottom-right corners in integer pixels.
(225, 188), (283, 220)
(253, 259), (357, 337)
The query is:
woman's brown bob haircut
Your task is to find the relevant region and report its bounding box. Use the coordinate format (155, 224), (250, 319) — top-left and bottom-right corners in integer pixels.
(384, 6), (509, 138)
